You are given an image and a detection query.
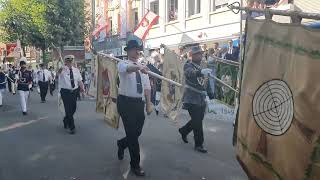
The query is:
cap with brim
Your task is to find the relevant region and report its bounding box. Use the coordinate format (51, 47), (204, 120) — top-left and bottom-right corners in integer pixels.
(64, 55), (75, 61)
(124, 40), (143, 51)
(191, 46), (204, 55)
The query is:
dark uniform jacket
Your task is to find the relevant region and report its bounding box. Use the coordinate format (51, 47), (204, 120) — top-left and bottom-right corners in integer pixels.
(182, 62), (207, 107)
(17, 69), (33, 91)
(0, 72), (6, 89)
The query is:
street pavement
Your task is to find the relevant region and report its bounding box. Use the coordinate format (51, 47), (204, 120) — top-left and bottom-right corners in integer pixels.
(0, 90), (247, 180)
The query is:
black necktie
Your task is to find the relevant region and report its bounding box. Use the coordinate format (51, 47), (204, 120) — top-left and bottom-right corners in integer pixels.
(133, 63), (142, 94)
(70, 68), (75, 88)
(43, 70), (45, 81)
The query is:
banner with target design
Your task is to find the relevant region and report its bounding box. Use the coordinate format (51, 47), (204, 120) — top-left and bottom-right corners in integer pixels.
(96, 55), (120, 129)
(237, 18), (320, 180)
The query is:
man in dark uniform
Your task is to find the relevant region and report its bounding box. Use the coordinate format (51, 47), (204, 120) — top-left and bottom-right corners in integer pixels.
(178, 46), (212, 153)
(116, 40), (153, 176)
(7, 64), (13, 93)
(16, 60), (33, 115)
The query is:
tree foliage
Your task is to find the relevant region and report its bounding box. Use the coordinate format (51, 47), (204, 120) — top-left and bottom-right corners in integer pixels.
(0, 0), (87, 52)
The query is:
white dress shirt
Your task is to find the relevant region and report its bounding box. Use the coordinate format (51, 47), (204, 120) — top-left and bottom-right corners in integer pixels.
(37, 69), (52, 82)
(58, 66), (82, 90)
(118, 60), (151, 98)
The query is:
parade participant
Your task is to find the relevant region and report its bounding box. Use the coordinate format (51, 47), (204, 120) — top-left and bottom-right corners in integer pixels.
(33, 65), (39, 88)
(49, 66), (56, 96)
(37, 63), (52, 103)
(81, 68), (90, 95)
(58, 55), (84, 134)
(7, 64), (13, 93)
(116, 40), (153, 177)
(16, 60), (33, 115)
(178, 46), (212, 153)
(28, 65), (34, 91)
(0, 66), (6, 107)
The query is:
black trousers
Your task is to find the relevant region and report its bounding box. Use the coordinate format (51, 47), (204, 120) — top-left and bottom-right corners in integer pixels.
(50, 81), (55, 95)
(7, 79), (12, 92)
(117, 95), (145, 169)
(38, 81), (49, 101)
(180, 104), (206, 147)
(60, 88), (77, 130)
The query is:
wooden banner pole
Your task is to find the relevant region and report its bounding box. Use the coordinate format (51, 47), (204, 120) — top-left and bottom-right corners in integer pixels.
(97, 52), (183, 87)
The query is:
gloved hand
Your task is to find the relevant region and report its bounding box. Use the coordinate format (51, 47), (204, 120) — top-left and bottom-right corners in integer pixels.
(201, 68), (212, 77)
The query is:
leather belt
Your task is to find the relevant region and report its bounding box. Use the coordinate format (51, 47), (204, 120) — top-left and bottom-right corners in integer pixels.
(118, 95), (143, 103)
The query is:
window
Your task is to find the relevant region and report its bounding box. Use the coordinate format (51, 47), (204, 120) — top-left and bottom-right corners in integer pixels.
(187, 0), (201, 17)
(211, 0), (228, 11)
(134, 8), (139, 29)
(150, 0), (159, 24)
(168, 0), (178, 21)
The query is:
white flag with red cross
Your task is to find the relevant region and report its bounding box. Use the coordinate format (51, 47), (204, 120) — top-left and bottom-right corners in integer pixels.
(133, 10), (159, 41)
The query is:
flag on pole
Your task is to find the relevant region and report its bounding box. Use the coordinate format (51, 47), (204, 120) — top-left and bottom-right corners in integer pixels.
(96, 55), (120, 129)
(92, 0), (108, 42)
(120, 0), (128, 38)
(237, 18), (320, 180)
(133, 10), (159, 41)
(160, 47), (184, 124)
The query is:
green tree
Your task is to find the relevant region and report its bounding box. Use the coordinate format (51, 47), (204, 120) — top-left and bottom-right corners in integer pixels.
(45, 0), (86, 50)
(0, 0), (87, 62)
(0, 0), (47, 55)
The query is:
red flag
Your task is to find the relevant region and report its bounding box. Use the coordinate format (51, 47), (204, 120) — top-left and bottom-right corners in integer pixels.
(133, 10), (159, 41)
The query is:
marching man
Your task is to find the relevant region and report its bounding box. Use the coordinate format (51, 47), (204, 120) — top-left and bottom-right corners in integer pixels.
(178, 46), (213, 153)
(58, 55), (84, 134)
(37, 63), (52, 103)
(0, 65), (6, 107)
(16, 59), (33, 115)
(116, 40), (153, 176)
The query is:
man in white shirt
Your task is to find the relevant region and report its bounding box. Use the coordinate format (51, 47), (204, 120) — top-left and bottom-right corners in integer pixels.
(58, 55), (84, 134)
(116, 40), (153, 177)
(37, 63), (52, 103)
(49, 66), (56, 96)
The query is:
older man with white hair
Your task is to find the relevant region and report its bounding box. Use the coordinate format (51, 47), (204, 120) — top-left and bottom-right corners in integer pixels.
(58, 55), (84, 134)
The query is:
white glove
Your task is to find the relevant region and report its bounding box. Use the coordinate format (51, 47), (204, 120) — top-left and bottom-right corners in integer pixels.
(201, 68), (212, 77)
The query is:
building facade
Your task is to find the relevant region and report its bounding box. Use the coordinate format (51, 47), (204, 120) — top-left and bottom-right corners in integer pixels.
(91, 0), (320, 53)
(144, 0), (241, 50)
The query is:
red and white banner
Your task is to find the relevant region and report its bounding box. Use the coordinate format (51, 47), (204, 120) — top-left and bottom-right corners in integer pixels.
(133, 10), (159, 41)
(92, 0), (108, 42)
(120, 0), (127, 38)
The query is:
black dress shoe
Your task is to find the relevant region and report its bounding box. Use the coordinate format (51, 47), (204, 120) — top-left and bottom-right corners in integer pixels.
(131, 167), (145, 177)
(195, 146), (208, 153)
(69, 128), (76, 134)
(22, 112), (27, 116)
(117, 141), (124, 160)
(178, 128), (188, 143)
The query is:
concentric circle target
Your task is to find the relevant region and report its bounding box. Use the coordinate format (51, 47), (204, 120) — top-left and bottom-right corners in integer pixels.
(252, 80), (294, 136)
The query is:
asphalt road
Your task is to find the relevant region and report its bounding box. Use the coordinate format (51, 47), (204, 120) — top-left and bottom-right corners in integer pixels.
(0, 90), (247, 180)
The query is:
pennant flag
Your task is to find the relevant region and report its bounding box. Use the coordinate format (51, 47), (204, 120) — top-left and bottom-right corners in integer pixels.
(120, 0), (128, 38)
(93, 0), (108, 42)
(133, 10), (159, 41)
(237, 18), (320, 180)
(96, 55), (120, 129)
(88, 55), (98, 98)
(160, 47), (184, 124)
